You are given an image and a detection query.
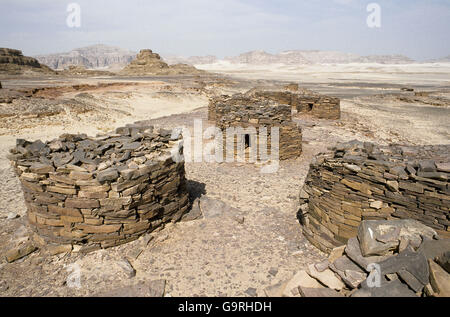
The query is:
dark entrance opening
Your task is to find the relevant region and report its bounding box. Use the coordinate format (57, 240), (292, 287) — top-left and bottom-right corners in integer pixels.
(245, 134), (251, 148)
(308, 103), (314, 111)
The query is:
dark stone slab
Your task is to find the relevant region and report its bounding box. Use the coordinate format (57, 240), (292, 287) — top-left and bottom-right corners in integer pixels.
(397, 269), (424, 293)
(97, 168), (119, 183)
(27, 140), (47, 155)
(181, 198), (203, 222)
(417, 239), (450, 261)
(121, 142), (141, 151)
(299, 287), (344, 297)
(378, 247), (429, 286)
(352, 279), (417, 297)
(419, 160), (436, 173)
(436, 252), (450, 274)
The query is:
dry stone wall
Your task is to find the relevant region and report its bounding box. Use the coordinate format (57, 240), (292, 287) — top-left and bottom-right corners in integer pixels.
(210, 94), (302, 161)
(209, 86), (341, 122)
(299, 141), (450, 253)
(247, 87), (341, 120)
(295, 95), (341, 120)
(8, 124), (190, 249)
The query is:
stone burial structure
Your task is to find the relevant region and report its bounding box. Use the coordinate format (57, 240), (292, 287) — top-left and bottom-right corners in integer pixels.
(209, 84), (341, 122)
(8, 124), (191, 250)
(245, 84), (341, 120)
(298, 140), (449, 254)
(208, 93), (303, 162)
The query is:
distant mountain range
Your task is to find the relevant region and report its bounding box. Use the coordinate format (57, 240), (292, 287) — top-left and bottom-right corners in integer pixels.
(164, 50), (416, 65)
(429, 55), (450, 63)
(35, 45), (449, 69)
(224, 50), (416, 65)
(163, 55), (218, 66)
(35, 44), (137, 70)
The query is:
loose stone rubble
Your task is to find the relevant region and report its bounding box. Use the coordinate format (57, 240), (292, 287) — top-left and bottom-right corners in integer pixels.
(298, 140), (450, 253)
(272, 220), (450, 297)
(7, 124), (190, 250)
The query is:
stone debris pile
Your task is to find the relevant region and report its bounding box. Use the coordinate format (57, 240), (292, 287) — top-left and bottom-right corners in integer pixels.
(299, 140), (450, 253)
(8, 124), (190, 250)
(268, 220), (450, 297)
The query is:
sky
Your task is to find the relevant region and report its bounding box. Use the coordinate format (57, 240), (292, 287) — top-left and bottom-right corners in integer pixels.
(0, 0), (449, 60)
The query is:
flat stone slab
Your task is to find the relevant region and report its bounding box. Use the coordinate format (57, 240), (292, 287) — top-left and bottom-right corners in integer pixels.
(328, 245), (346, 263)
(428, 260), (450, 297)
(358, 220), (437, 257)
(352, 279), (417, 297)
(5, 243), (38, 263)
(397, 269), (424, 293)
(329, 255), (367, 289)
(378, 248), (429, 286)
(299, 287), (344, 297)
(199, 196), (244, 220)
(283, 270), (324, 297)
(417, 239), (450, 260)
(181, 198), (203, 222)
(307, 264), (345, 291)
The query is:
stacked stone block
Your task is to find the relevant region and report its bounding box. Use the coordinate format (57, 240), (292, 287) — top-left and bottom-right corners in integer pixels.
(299, 141), (450, 254)
(8, 124), (190, 249)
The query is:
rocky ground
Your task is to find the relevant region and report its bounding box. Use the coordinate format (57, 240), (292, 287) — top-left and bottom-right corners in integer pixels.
(0, 73), (449, 297)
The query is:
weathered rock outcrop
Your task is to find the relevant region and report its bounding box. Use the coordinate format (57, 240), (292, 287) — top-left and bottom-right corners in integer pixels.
(58, 65), (115, 77)
(120, 49), (204, 76)
(8, 124), (190, 250)
(299, 141), (450, 254)
(0, 48), (55, 75)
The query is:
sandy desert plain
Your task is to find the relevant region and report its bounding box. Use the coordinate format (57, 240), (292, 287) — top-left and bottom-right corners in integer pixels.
(0, 61), (449, 297)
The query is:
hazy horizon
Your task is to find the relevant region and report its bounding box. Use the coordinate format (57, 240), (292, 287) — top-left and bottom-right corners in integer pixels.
(1, 0), (449, 61)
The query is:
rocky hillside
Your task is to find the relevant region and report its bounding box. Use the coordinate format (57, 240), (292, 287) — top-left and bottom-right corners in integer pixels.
(0, 48), (55, 75)
(35, 44), (137, 70)
(120, 49), (204, 76)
